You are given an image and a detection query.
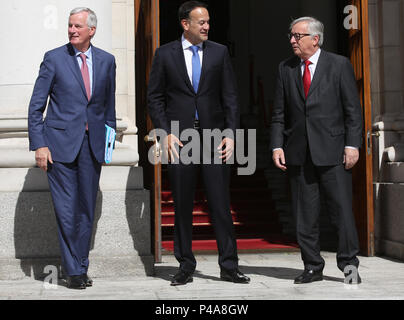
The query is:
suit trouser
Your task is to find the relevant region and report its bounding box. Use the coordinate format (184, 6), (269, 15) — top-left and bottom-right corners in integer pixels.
(288, 153), (360, 272)
(47, 132), (101, 276)
(167, 143), (238, 273)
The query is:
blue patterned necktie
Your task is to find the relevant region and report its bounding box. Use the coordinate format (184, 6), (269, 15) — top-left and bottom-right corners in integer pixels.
(190, 45), (201, 120)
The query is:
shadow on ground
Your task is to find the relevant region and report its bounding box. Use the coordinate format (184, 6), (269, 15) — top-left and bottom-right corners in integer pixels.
(153, 264), (344, 283)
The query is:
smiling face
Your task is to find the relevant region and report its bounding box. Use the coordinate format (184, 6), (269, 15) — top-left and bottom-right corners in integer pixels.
(68, 11), (95, 52)
(181, 7), (210, 45)
(290, 21), (319, 60)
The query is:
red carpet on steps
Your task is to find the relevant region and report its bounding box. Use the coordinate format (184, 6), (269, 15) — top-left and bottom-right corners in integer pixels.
(161, 167), (298, 252)
(162, 237), (299, 253)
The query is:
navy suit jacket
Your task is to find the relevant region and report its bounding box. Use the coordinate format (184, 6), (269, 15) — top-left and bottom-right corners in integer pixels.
(147, 39), (239, 137)
(28, 43), (116, 164)
(270, 50), (363, 166)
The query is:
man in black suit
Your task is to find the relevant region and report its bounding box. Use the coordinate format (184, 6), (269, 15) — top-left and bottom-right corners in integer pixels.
(270, 17), (363, 284)
(147, 1), (249, 285)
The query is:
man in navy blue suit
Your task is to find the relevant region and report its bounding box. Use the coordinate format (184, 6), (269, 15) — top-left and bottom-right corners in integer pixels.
(148, 1), (250, 286)
(28, 7), (116, 289)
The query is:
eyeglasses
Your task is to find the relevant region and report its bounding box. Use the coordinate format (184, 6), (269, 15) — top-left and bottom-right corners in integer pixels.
(287, 33), (311, 41)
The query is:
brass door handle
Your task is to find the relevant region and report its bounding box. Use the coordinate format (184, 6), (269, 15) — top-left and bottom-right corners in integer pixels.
(144, 134), (161, 158)
(144, 134), (156, 143)
(367, 130), (380, 155)
(371, 131), (380, 137)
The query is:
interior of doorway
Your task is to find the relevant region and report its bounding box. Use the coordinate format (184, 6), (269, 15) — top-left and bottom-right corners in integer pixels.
(158, 0), (350, 252)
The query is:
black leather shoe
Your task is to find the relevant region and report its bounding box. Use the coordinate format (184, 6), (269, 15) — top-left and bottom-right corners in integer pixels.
(344, 270), (362, 284)
(170, 270), (193, 286)
(81, 274), (93, 287)
(66, 275), (86, 289)
(294, 269), (323, 284)
(220, 269), (250, 284)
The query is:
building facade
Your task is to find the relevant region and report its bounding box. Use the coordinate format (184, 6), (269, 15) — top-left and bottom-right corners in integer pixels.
(0, 0), (403, 280)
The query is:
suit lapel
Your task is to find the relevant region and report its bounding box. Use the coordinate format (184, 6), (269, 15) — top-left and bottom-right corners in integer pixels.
(306, 50), (326, 99)
(293, 57), (305, 102)
(171, 40), (195, 93)
(91, 45), (100, 102)
(197, 41), (210, 94)
(65, 43), (89, 100)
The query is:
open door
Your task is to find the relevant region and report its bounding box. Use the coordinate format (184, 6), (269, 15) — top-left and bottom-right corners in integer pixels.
(347, 0), (375, 256)
(135, 0), (162, 262)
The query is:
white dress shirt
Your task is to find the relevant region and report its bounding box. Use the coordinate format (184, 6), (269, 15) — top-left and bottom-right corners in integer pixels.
(300, 48), (321, 80)
(181, 34), (203, 86)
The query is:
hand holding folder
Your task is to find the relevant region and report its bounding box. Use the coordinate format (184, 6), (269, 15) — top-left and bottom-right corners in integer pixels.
(105, 125), (116, 164)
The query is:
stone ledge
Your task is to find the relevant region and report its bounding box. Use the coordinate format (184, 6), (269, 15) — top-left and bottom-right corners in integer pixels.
(373, 115), (404, 131)
(0, 166), (145, 192)
(375, 239), (404, 262)
(0, 145), (139, 168)
(384, 144), (404, 162)
(0, 116), (139, 167)
(378, 162), (404, 183)
(0, 255), (154, 280)
(0, 116), (133, 134)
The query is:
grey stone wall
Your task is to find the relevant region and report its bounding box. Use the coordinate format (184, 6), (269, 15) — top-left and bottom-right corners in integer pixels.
(369, 0), (404, 261)
(0, 166), (153, 280)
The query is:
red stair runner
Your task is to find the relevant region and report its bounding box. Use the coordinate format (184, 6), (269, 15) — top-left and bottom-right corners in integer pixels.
(161, 167), (298, 252)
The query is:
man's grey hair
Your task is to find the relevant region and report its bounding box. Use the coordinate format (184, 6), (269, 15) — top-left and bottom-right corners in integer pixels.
(290, 17), (324, 47)
(70, 7), (98, 29)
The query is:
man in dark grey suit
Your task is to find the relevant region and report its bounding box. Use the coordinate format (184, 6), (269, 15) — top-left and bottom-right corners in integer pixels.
(270, 17), (363, 284)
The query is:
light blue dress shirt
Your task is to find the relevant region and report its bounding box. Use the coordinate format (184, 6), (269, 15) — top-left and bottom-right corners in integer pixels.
(73, 46), (93, 94)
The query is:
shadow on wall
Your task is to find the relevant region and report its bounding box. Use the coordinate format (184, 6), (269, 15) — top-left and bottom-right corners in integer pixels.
(14, 168), (59, 280)
(13, 166), (152, 280)
(13, 168), (103, 280)
(125, 166), (153, 276)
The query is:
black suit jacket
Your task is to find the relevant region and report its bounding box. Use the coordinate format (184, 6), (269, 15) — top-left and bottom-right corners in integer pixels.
(270, 50), (363, 166)
(147, 39), (239, 137)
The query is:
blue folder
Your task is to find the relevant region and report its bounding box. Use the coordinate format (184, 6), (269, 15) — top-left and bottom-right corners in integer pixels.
(105, 124), (116, 164)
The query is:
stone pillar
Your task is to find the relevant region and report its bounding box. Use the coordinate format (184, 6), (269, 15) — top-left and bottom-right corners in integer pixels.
(369, 0), (404, 261)
(0, 0), (153, 279)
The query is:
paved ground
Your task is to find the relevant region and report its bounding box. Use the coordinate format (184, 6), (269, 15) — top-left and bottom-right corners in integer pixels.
(0, 251), (403, 300)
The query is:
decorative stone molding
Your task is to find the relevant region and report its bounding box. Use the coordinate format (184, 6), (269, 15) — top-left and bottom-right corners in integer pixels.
(0, 116), (138, 168)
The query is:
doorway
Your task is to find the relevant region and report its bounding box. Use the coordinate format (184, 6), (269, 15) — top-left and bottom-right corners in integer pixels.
(136, 0), (374, 257)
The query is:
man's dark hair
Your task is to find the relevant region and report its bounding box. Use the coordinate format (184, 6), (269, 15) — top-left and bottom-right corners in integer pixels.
(178, 1), (208, 23)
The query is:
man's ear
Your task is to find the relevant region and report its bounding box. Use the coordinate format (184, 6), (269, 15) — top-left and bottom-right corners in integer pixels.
(89, 27), (96, 38)
(181, 19), (189, 31)
(312, 34), (319, 47)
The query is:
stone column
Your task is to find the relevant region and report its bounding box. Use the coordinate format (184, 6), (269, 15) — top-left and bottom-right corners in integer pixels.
(0, 0), (153, 279)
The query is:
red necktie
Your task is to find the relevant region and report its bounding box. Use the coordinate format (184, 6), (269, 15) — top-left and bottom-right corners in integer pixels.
(79, 53), (91, 101)
(303, 60), (312, 98)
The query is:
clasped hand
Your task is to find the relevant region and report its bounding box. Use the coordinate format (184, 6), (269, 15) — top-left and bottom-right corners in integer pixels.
(163, 134), (234, 163)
